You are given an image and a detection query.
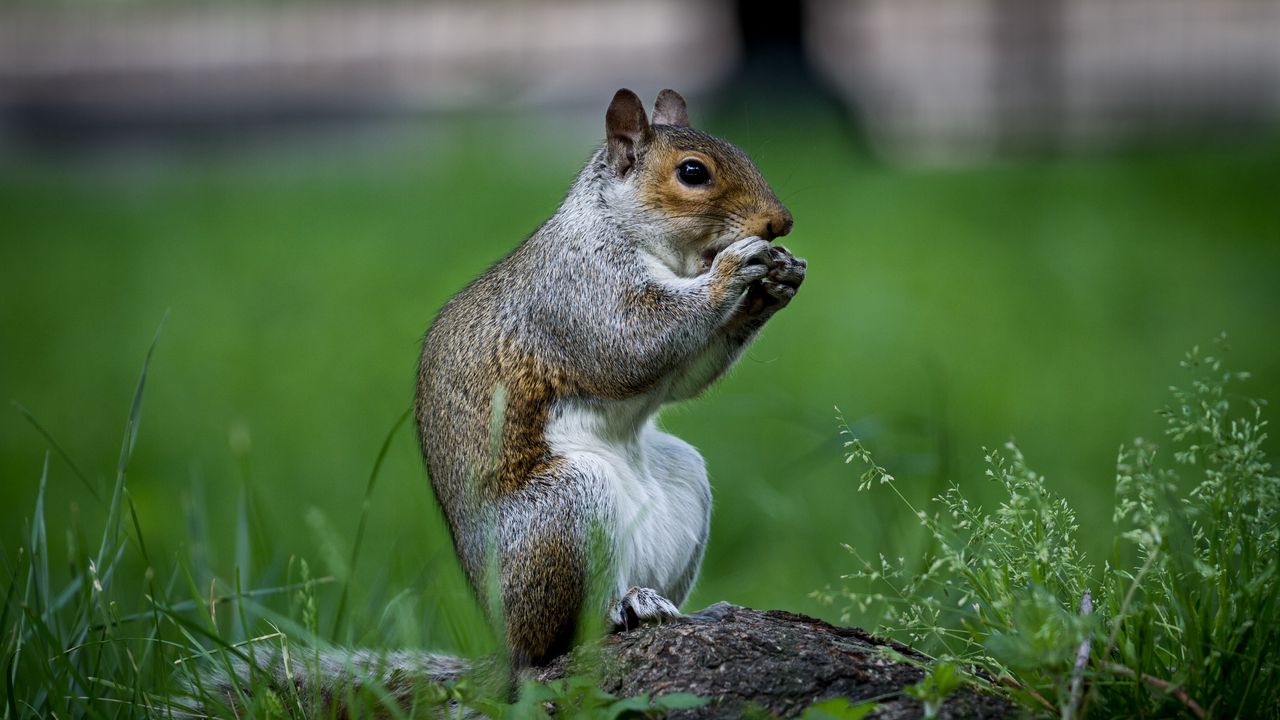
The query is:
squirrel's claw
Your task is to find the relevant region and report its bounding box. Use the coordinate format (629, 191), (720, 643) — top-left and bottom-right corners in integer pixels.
(609, 586), (681, 632)
(760, 278), (798, 302)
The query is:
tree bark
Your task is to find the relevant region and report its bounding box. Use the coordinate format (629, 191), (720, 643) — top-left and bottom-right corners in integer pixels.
(533, 603), (1016, 719)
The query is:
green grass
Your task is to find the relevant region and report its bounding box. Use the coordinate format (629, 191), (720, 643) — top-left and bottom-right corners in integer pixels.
(1, 109), (1278, 715)
(833, 338), (1279, 717)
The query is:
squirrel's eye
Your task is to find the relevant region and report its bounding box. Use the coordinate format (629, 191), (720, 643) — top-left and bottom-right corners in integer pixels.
(677, 160), (711, 186)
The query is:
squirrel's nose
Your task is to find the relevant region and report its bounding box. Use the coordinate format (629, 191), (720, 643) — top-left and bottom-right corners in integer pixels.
(762, 208), (794, 241)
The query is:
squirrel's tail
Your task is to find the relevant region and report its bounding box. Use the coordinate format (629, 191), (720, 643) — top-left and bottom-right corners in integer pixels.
(179, 647), (471, 718)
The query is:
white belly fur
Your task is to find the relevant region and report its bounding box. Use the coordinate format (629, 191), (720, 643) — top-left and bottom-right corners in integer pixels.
(543, 394), (711, 602)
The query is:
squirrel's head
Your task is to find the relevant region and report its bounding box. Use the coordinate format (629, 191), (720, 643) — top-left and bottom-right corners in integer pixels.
(602, 88), (793, 277)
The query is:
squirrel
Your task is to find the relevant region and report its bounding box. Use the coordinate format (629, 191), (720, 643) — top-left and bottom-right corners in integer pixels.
(414, 87), (804, 670)
(189, 88), (803, 715)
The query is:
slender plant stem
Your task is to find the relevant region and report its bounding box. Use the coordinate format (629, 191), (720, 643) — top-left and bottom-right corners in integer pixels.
(997, 675), (1054, 713)
(1104, 663), (1205, 719)
(1065, 589), (1093, 720)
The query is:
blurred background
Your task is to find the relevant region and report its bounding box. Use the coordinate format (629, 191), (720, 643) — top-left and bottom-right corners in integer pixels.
(2, 0), (1278, 654)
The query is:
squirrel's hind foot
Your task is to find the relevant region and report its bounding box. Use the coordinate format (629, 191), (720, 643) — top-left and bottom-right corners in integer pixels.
(609, 586), (681, 632)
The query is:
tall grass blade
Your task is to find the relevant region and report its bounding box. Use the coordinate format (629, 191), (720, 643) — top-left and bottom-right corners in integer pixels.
(3, 545), (25, 717)
(96, 312), (167, 578)
(32, 454), (50, 623)
(12, 402), (102, 503)
(331, 406), (412, 639)
(125, 490), (152, 571)
(234, 487), (251, 644)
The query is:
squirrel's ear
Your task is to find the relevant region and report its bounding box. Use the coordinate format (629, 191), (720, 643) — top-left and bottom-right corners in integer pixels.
(605, 89), (651, 177)
(651, 89), (689, 127)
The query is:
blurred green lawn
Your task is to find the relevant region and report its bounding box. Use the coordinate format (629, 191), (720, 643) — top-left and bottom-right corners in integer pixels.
(2, 110), (1278, 654)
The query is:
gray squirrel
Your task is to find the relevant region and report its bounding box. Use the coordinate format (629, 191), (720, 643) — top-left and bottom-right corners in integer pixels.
(415, 87), (803, 669)
(192, 88), (803, 714)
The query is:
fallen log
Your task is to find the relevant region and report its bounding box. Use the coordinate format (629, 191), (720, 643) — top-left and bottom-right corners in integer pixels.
(191, 603), (1016, 718)
(534, 603), (1016, 719)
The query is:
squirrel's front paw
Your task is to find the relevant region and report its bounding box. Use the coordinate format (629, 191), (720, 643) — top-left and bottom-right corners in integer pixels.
(711, 236), (772, 293)
(609, 586), (681, 632)
(743, 245), (807, 316)
(761, 244), (806, 299)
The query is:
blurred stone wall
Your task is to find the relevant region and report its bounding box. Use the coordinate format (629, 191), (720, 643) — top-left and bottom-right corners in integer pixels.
(808, 0), (1280, 163)
(0, 1), (738, 143)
